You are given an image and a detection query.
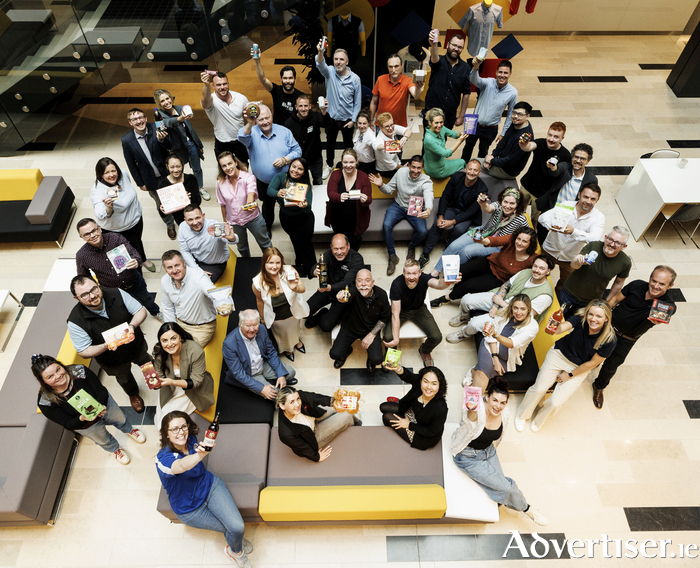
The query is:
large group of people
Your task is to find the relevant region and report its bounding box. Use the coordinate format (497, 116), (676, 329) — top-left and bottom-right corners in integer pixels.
(29, 26), (680, 567)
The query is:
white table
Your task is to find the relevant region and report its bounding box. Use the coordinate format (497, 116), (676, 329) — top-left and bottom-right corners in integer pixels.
(615, 158), (700, 241)
(0, 290), (24, 352)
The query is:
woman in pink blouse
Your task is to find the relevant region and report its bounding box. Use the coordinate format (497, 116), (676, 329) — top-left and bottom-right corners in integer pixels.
(215, 151), (272, 257)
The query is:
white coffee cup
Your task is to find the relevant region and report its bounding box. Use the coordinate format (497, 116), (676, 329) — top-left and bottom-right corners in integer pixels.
(677, 158), (688, 169)
(182, 104), (193, 117)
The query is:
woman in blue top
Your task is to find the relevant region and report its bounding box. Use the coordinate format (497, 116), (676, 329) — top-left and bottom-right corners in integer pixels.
(515, 299), (616, 433)
(423, 108), (468, 179)
(155, 411), (254, 567)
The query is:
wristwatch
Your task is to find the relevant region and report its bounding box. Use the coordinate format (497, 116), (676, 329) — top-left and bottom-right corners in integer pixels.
(568, 371), (574, 378)
(491, 353), (498, 358)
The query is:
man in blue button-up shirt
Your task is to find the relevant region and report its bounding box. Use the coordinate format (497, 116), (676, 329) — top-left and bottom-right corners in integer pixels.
(316, 39), (361, 176)
(238, 105), (302, 234)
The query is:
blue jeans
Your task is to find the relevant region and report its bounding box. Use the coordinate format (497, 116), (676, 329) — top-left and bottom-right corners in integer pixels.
(433, 234), (499, 273)
(128, 271), (160, 316)
(557, 288), (588, 318)
(453, 444), (528, 511)
(177, 475), (246, 553)
(232, 213), (272, 257)
(187, 138), (204, 189)
(383, 201), (428, 255)
(80, 393), (133, 453)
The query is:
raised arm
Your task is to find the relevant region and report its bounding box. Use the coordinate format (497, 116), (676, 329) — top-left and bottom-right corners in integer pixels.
(200, 72), (214, 110)
(253, 51), (274, 92)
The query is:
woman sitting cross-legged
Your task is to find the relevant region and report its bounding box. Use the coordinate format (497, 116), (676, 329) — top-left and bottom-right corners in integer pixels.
(379, 363), (448, 450)
(451, 377), (548, 525)
(155, 411), (254, 567)
(276, 386), (361, 462)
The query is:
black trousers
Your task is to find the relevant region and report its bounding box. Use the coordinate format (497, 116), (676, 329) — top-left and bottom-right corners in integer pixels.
(99, 341), (152, 397)
(326, 118), (355, 167)
(330, 325), (384, 365)
(280, 211), (316, 277)
(461, 124), (499, 161)
(379, 401), (411, 444)
(196, 259), (228, 284)
(307, 290), (349, 332)
(594, 336), (636, 390)
(450, 256), (503, 300)
(256, 179), (276, 236)
(214, 138), (249, 165)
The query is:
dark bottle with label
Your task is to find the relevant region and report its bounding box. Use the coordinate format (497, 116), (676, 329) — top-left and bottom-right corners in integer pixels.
(318, 254), (328, 287)
(154, 107), (166, 132)
(200, 412), (220, 452)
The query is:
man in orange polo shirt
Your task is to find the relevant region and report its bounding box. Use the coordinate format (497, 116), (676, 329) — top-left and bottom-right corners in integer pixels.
(369, 54), (424, 128)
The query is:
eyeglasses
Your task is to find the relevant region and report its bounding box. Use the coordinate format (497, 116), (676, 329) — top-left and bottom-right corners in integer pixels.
(78, 285), (100, 301)
(605, 237), (626, 248)
(447, 43), (464, 50)
(572, 155), (589, 162)
(80, 227), (100, 239)
(168, 424), (189, 434)
(511, 112), (528, 118)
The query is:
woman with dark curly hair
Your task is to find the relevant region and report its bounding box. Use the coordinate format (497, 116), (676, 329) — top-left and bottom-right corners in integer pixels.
(155, 411), (254, 567)
(379, 363), (448, 450)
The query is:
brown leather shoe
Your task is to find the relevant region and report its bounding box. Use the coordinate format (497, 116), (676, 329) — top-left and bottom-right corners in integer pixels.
(593, 387), (604, 409)
(129, 394), (145, 413)
(167, 224), (177, 240)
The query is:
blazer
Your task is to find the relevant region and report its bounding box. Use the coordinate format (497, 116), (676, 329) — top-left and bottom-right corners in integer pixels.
(153, 340), (215, 412)
(221, 326), (289, 394)
(535, 163), (598, 214)
(121, 122), (171, 191)
(277, 390), (333, 462)
(396, 369), (448, 450)
(162, 105), (204, 165)
(252, 273), (310, 327)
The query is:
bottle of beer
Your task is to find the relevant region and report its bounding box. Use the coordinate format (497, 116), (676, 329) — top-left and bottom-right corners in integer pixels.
(200, 411), (220, 452)
(153, 107), (166, 132)
(343, 285), (350, 301)
(545, 305), (566, 335)
(318, 254), (328, 287)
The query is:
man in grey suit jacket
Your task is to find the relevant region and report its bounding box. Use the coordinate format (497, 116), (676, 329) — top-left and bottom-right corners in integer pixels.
(222, 309), (298, 400)
(121, 107), (176, 239)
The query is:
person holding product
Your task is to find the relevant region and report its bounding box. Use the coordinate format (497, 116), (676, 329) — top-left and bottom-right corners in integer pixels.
(157, 152), (202, 227)
(423, 107), (467, 179)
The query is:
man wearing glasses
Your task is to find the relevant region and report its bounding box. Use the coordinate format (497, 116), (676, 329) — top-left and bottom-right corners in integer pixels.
(67, 275), (152, 413)
(558, 227), (632, 317)
(75, 218), (160, 318)
(482, 101), (534, 180)
(424, 29), (472, 132)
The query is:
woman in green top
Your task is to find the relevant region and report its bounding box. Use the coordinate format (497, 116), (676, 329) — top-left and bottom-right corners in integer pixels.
(267, 158), (316, 277)
(423, 108), (468, 179)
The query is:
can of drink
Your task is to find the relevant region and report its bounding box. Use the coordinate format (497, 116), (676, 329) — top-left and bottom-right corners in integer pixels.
(321, 36), (328, 50)
(248, 103), (259, 119)
(432, 29), (439, 43)
(520, 132), (532, 143)
(473, 229), (483, 242)
(252, 44), (260, 59)
(206, 69), (217, 76)
(585, 250), (598, 264)
(548, 156), (559, 165)
(317, 96), (325, 109)
(483, 322), (494, 335)
(182, 104), (192, 117)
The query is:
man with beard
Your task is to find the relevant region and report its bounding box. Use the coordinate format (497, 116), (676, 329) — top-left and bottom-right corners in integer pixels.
(285, 94), (329, 186)
(252, 49), (303, 126)
(482, 101), (534, 180)
(330, 269), (391, 371)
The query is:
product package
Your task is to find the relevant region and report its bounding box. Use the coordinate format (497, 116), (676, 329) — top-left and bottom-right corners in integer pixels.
(463, 385), (482, 412)
(211, 222), (228, 237)
(67, 389), (105, 420)
(208, 285), (234, 316)
(106, 244), (132, 274)
(105, 187), (119, 200)
(332, 387), (361, 414)
(101, 322), (135, 350)
(443, 255), (460, 282)
(407, 195), (424, 216)
(463, 113), (478, 135)
(347, 189), (362, 200)
(384, 140), (402, 153)
(648, 299), (676, 324)
(283, 265), (298, 280)
(384, 348), (402, 367)
(549, 202), (574, 231)
(284, 182), (308, 207)
(140, 361), (162, 390)
(157, 182), (190, 214)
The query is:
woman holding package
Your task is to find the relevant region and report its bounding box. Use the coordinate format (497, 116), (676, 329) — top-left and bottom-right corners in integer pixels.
(423, 107), (468, 179)
(158, 152), (202, 227)
(152, 322), (215, 428)
(153, 88), (208, 201)
(90, 157), (155, 271)
(326, 148), (373, 251)
(252, 247), (309, 362)
(216, 151), (272, 257)
(515, 299), (616, 433)
(31, 354), (146, 465)
(156, 411), (254, 566)
(451, 377), (548, 526)
(276, 386), (360, 462)
(267, 157), (316, 278)
(379, 363), (448, 450)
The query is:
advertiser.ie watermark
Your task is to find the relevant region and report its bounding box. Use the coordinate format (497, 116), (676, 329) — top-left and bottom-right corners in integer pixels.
(504, 532), (699, 559)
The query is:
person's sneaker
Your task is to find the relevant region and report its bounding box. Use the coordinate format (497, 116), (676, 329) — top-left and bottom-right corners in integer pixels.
(242, 539), (253, 554)
(461, 370), (474, 387)
(200, 188), (211, 201)
(446, 329), (472, 344)
(524, 507), (549, 526)
(225, 546), (252, 568)
(449, 311), (471, 327)
(418, 346), (433, 367)
(406, 246), (416, 260)
(387, 254), (400, 276)
(513, 416), (525, 432)
(114, 448), (131, 465)
(430, 296), (449, 308)
(322, 164), (333, 179)
(155, 311), (164, 323)
(530, 419), (541, 433)
(418, 252), (430, 269)
(128, 428), (147, 444)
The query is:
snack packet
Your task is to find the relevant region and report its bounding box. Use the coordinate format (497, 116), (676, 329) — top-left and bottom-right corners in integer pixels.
(208, 285), (234, 316)
(463, 385), (482, 412)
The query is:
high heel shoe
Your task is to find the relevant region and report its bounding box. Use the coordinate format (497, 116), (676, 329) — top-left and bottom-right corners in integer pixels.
(294, 342), (306, 354)
(283, 351), (295, 362)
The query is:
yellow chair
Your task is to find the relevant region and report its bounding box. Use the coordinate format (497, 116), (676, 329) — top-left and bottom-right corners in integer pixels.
(0, 169), (43, 201)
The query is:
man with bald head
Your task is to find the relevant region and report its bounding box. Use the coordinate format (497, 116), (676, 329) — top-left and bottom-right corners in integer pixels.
(306, 233), (365, 332)
(330, 269), (391, 371)
(239, 103), (302, 234)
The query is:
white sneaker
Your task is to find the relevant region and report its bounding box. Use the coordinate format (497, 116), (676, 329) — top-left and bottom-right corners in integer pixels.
(446, 329), (472, 344)
(525, 507), (549, 526)
(461, 369), (474, 387)
(513, 416), (525, 432)
(322, 164), (333, 179)
(155, 311), (164, 323)
(200, 188), (211, 201)
(225, 546), (252, 568)
(242, 539), (253, 554)
(128, 428), (147, 444)
(449, 312), (471, 327)
(114, 448), (131, 465)
(530, 419), (541, 433)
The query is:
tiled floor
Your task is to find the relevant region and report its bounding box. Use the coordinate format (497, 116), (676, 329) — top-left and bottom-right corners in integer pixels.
(1, 32), (700, 567)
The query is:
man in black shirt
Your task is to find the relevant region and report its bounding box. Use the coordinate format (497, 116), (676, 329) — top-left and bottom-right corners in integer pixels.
(285, 94), (329, 186)
(383, 259), (456, 367)
(483, 101), (534, 180)
(305, 234), (365, 332)
(591, 266), (677, 409)
(330, 269), (391, 372)
(252, 50), (303, 126)
(424, 29), (472, 131)
(420, 159), (485, 268)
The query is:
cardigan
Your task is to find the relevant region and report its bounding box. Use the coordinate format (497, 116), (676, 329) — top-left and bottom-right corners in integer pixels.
(451, 399), (510, 456)
(326, 169), (373, 235)
(278, 390), (333, 462)
(396, 368), (448, 451)
(486, 234), (536, 282)
(252, 272), (310, 327)
(484, 315), (539, 373)
(153, 339), (215, 412)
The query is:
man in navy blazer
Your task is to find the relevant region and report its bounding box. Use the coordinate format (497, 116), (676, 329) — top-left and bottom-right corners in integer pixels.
(222, 309), (298, 400)
(121, 107), (177, 239)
